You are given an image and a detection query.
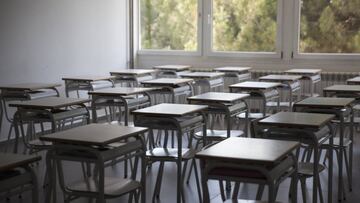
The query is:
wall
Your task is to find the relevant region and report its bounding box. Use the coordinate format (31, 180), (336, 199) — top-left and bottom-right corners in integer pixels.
(0, 0), (128, 139)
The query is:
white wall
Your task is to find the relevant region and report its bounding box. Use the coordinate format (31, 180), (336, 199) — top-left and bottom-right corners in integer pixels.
(0, 0), (128, 138)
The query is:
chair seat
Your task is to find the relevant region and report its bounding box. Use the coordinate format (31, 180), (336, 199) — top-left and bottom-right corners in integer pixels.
(91, 81), (113, 90)
(321, 137), (352, 148)
(67, 177), (140, 197)
(302, 93), (320, 98)
(195, 130), (244, 139)
(298, 162), (325, 177)
(237, 112), (270, 120)
(331, 117), (360, 125)
(146, 148), (195, 160)
(224, 199), (281, 203)
(266, 101), (291, 108)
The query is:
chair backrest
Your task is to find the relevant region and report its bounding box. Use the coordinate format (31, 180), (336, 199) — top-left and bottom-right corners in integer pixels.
(250, 115), (270, 138)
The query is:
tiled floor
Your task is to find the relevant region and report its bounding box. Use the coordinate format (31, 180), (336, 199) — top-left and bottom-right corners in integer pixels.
(2, 126), (360, 203)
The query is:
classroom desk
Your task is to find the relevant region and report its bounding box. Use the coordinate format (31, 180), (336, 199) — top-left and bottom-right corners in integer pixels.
(0, 83), (61, 138)
(40, 124), (148, 203)
(0, 153), (41, 202)
(196, 137), (300, 203)
(293, 97), (355, 202)
(141, 78), (194, 103)
(258, 112), (335, 203)
(110, 69), (158, 87)
(62, 75), (115, 98)
(285, 69), (322, 97)
(323, 85), (360, 99)
(259, 75), (302, 111)
(153, 65), (191, 78)
(346, 76), (360, 85)
(9, 97), (91, 153)
(179, 72), (225, 94)
(215, 67), (252, 86)
(187, 92), (249, 140)
(229, 81), (281, 118)
(88, 87), (158, 125)
(132, 103), (207, 203)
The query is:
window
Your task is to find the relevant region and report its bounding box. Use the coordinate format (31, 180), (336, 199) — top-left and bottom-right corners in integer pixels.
(299, 0), (360, 54)
(211, 0), (279, 53)
(139, 0), (199, 51)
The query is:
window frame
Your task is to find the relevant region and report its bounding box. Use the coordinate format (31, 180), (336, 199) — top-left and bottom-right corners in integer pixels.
(204, 0), (284, 58)
(136, 0), (203, 56)
(292, 0), (360, 60)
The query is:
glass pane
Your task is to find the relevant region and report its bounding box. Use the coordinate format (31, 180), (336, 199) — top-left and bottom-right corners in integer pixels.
(300, 0), (360, 54)
(140, 0), (198, 51)
(212, 0), (278, 52)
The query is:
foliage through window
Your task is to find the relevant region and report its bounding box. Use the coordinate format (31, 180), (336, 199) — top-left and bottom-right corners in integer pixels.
(212, 0), (278, 52)
(299, 0), (360, 54)
(140, 0), (198, 51)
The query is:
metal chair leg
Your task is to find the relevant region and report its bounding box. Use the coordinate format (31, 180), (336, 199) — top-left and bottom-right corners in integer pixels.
(300, 178), (307, 203)
(344, 148), (352, 191)
(193, 159), (203, 203)
(153, 162), (165, 201)
(232, 182), (240, 199)
(219, 181), (226, 201)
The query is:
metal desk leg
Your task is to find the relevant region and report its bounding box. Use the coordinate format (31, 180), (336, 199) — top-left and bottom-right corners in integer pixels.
(12, 114), (20, 153)
(140, 135), (147, 203)
(200, 159), (210, 203)
(328, 123), (334, 203)
(45, 150), (56, 203)
(313, 142), (319, 203)
(64, 81), (70, 98)
(119, 96), (129, 126)
(91, 97), (98, 123)
(338, 113), (344, 202)
(349, 109), (354, 191)
(177, 130), (183, 203)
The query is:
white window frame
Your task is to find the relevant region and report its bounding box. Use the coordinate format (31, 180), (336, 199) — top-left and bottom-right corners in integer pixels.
(136, 0), (203, 56)
(293, 0), (360, 60)
(204, 0), (284, 58)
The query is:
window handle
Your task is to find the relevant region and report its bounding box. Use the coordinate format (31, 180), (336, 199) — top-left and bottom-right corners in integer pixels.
(207, 14), (212, 25)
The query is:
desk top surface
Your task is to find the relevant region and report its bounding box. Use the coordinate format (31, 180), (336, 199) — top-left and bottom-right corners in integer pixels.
(132, 103), (207, 117)
(258, 111), (334, 128)
(9, 97), (90, 109)
(188, 92), (249, 103)
(0, 153), (41, 172)
(110, 69), (158, 76)
(141, 78), (194, 86)
(0, 83), (61, 91)
(88, 87), (158, 96)
(62, 75), (116, 82)
(214, 67), (252, 73)
(40, 124), (148, 146)
(179, 72), (225, 79)
(323, 85), (360, 93)
(347, 76), (360, 84)
(196, 137), (300, 164)
(229, 81), (281, 90)
(259, 74), (302, 82)
(153, 65), (191, 71)
(285, 69), (322, 75)
(295, 97), (355, 108)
